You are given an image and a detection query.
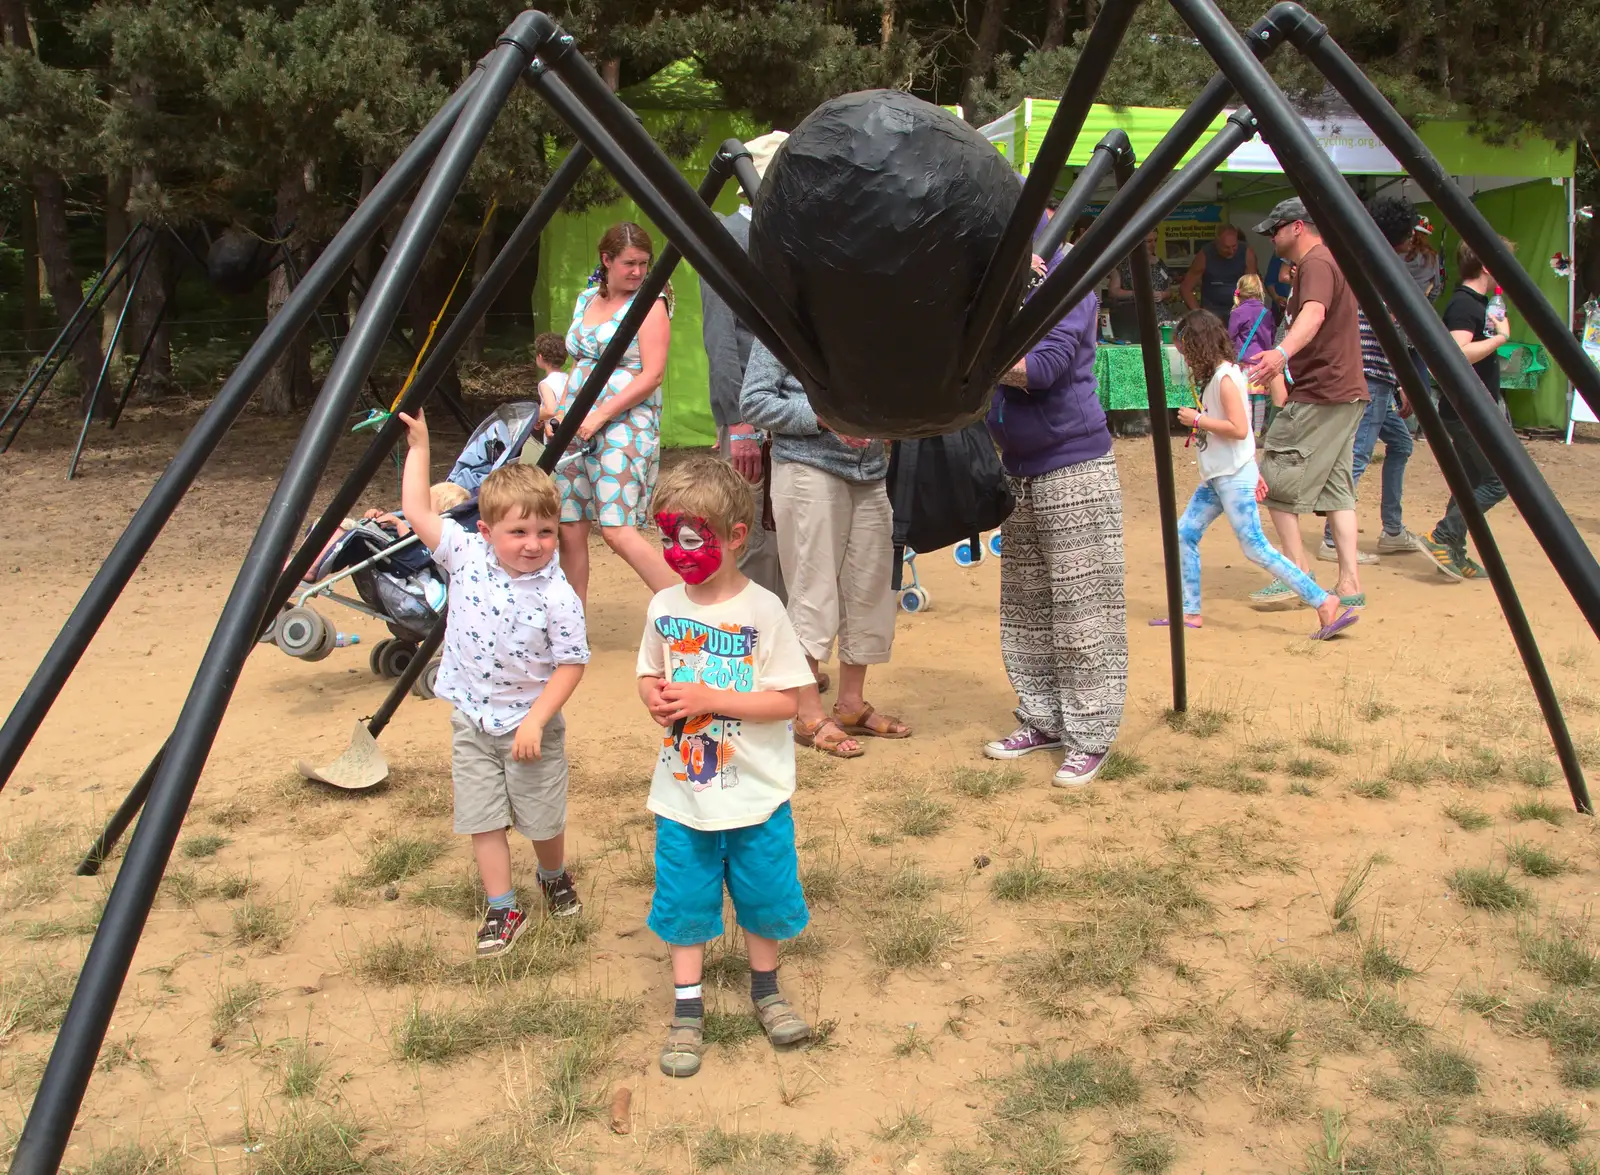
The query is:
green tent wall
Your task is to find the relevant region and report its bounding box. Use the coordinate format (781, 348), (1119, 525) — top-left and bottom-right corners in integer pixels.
(532, 61), (763, 449)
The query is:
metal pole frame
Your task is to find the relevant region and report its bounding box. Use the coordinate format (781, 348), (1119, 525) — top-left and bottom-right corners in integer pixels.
(106, 291), (172, 433)
(7, 25), (534, 1170)
(1167, 0), (1600, 637)
(0, 68), (484, 797)
(1285, 168), (1592, 814)
(1034, 135), (1123, 260)
(68, 230), (160, 479)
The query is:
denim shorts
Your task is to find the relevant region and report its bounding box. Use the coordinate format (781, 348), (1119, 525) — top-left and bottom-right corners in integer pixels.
(647, 802), (810, 946)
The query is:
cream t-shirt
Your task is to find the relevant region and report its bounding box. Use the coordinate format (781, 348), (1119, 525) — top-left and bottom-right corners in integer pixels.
(1196, 361), (1256, 481)
(636, 581), (816, 831)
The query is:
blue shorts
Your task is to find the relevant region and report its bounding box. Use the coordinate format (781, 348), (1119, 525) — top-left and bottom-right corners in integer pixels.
(647, 802), (810, 946)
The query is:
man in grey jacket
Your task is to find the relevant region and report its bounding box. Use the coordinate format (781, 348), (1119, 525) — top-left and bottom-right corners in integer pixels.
(740, 339), (911, 759)
(701, 131), (788, 602)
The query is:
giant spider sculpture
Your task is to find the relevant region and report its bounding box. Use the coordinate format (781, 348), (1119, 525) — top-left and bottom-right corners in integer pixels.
(5, 2), (1600, 1168)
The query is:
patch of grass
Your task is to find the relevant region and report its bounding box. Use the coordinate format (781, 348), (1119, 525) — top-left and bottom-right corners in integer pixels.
(394, 989), (625, 1065)
(1280, 957), (1353, 1001)
(71, 1143), (175, 1175)
(231, 898), (291, 949)
(1520, 923), (1600, 986)
(1458, 986), (1513, 1019)
(181, 833), (230, 859)
(408, 870), (486, 920)
(1385, 753), (1436, 786)
(992, 853), (1065, 902)
(874, 1106), (932, 1144)
(1508, 840), (1573, 878)
(1361, 938), (1416, 984)
(865, 907), (961, 968)
(0, 959), (75, 1036)
(328, 873), (367, 908)
(616, 851), (656, 889)
(1441, 745), (1504, 786)
(1116, 1129), (1176, 1174)
(799, 853), (844, 904)
(249, 1106), (375, 1175)
(1329, 855), (1376, 928)
(206, 799), (254, 829)
(1348, 989), (1425, 1045)
(360, 831), (447, 885)
(692, 1126), (806, 1173)
(1358, 694), (1396, 722)
(1098, 749), (1148, 781)
(1561, 1056), (1600, 1089)
(1286, 756), (1332, 779)
(1510, 796), (1569, 826)
(885, 791), (954, 839)
(810, 1139), (850, 1174)
(1444, 802), (1492, 831)
(280, 1038), (330, 1098)
(893, 1025), (934, 1059)
(1288, 781), (1318, 797)
(215, 872), (252, 900)
(996, 1050), (1141, 1119)
(701, 940), (751, 989)
(1305, 724), (1355, 756)
(875, 859), (941, 902)
(398, 777), (453, 818)
(98, 1034), (147, 1074)
(18, 896), (106, 941)
(1515, 1106), (1585, 1149)
(158, 869), (210, 908)
(1515, 752), (1558, 790)
(210, 977), (267, 1040)
(352, 933), (453, 987)
(1350, 778), (1393, 800)
(1402, 1043), (1479, 1096)
(1526, 993), (1600, 1056)
(947, 765), (1026, 798)
(1449, 866), (1532, 911)
(703, 1010), (762, 1047)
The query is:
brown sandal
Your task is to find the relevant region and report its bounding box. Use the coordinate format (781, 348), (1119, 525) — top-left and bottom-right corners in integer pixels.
(814, 671), (831, 694)
(794, 716), (864, 759)
(831, 703), (912, 740)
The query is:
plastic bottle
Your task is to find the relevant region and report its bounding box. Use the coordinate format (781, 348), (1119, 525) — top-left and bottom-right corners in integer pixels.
(1487, 286), (1507, 328)
(334, 633), (361, 648)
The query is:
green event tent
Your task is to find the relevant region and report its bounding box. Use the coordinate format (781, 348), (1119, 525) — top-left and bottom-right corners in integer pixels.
(978, 99), (1577, 428)
(532, 61), (764, 449)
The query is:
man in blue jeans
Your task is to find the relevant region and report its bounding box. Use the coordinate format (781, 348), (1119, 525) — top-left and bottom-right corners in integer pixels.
(1319, 196), (1426, 563)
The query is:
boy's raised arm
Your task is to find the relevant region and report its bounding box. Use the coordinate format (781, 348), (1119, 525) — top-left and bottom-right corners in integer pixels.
(398, 411), (444, 552)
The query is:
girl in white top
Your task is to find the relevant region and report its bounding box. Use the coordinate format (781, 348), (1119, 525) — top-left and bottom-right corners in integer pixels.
(1155, 310), (1357, 640)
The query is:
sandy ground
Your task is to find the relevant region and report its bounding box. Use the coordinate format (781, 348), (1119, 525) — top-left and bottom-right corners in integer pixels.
(3, 397), (1600, 1174)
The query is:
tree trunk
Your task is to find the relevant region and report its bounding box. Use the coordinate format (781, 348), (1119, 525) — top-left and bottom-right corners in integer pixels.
(103, 170), (130, 363)
(600, 59), (620, 90)
(1042, 0), (1070, 49)
(0, 0), (32, 49)
(464, 206), (497, 362)
(260, 170), (313, 416)
(127, 74), (173, 397)
(33, 171), (107, 413)
(963, 0), (1011, 115)
(881, 0), (895, 47)
(19, 181), (39, 349)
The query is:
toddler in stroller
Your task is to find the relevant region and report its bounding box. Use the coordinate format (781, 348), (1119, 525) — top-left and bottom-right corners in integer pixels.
(269, 401), (547, 691)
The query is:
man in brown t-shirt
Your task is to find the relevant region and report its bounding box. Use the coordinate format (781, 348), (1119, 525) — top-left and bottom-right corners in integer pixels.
(1243, 198), (1369, 609)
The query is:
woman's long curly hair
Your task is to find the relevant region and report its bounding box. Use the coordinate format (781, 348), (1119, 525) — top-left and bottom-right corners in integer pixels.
(1175, 309), (1232, 390)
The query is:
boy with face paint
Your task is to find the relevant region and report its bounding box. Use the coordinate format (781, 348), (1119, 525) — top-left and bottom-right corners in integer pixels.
(636, 456), (818, 1078)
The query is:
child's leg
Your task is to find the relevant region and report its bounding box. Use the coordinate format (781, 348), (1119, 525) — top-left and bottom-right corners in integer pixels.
(471, 829), (513, 899)
(1175, 482), (1224, 618)
(648, 816), (725, 1078)
(1216, 465), (1335, 620)
(503, 713), (576, 912)
(725, 804), (811, 1045)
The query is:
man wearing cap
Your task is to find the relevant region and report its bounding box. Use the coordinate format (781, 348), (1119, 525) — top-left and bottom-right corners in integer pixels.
(700, 130), (788, 602)
(1242, 197), (1369, 611)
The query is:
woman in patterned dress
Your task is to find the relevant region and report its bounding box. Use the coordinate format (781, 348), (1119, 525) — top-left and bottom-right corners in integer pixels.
(553, 222), (677, 602)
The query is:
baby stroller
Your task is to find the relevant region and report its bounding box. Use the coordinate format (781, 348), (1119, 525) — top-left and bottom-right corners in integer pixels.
(267, 401), (545, 697)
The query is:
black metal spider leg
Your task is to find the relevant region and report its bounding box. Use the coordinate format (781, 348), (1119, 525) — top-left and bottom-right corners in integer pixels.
(1291, 180), (1593, 815)
(1034, 132), (1127, 261)
(1266, 2), (1600, 430)
(525, 31), (828, 394)
(1114, 146), (1188, 713)
(74, 141), (598, 879)
(961, 0), (1144, 380)
(1168, 0), (1600, 636)
(106, 294), (170, 431)
(68, 229), (160, 480)
(0, 67), (485, 797)
(6, 27), (534, 1171)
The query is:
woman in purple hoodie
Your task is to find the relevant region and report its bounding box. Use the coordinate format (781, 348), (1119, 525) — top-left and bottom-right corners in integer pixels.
(982, 280), (1127, 788)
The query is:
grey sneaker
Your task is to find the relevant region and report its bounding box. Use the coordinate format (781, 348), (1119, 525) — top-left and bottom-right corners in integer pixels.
(1377, 528), (1426, 555)
(1317, 541), (1379, 565)
(1053, 750), (1106, 789)
(984, 725), (1063, 760)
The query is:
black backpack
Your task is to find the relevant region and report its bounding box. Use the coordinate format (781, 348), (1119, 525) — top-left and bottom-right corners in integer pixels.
(887, 421), (1015, 589)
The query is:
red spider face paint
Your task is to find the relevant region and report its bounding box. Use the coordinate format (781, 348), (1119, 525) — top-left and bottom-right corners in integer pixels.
(656, 512), (723, 584)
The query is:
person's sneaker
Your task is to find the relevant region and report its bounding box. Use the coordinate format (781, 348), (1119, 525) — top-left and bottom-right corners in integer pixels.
(660, 1015), (704, 1078)
(752, 993), (812, 1046)
(540, 871), (582, 919)
(1459, 555), (1486, 580)
(1249, 579), (1300, 611)
(1418, 531), (1466, 582)
(1377, 528), (1426, 555)
(984, 726), (1063, 760)
(476, 907), (527, 958)
(1317, 540), (1379, 565)
(1053, 750), (1106, 789)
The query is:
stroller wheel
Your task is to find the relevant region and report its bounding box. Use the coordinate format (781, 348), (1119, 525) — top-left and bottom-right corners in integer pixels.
(305, 618), (338, 663)
(952, 541), (976, 567)
(411, 658), (442, 700)
(369, 638), (394, 678)
(899, 586), (931, 613)
(378, 639), (418, 681)
(258, 614), (279, 645)
(275, 607), (330, 660)
(988, 531), (1003, 558)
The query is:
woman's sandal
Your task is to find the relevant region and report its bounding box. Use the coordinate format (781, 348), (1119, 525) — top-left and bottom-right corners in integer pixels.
(815, 671), (831, 694)
(752, 993), (812, 1046)
(659, 1015), (704, 1078)
(832, 703), (912, 740)
(795, 716), (864, 759)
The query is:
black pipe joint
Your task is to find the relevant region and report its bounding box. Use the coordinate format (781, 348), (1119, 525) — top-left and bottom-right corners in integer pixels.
(1263, 2), (1327, 45)
(501, 10), (560, 55)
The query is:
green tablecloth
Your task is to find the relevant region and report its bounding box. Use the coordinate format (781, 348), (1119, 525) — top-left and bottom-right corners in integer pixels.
(1096, 343), (1192, 410)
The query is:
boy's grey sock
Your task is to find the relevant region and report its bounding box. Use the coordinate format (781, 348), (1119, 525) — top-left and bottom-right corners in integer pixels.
(537, 864), (565, 884)
(750, 968), (779, 1002)
(674, 983), (704, 1020)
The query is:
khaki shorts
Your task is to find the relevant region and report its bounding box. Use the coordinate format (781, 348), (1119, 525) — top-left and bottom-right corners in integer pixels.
(770, 460), (897, 665)
(450, 709), (568, 842)
(1259, 399), (1365, 515)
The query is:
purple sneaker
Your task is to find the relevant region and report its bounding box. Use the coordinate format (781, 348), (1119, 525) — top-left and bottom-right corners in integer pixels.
(984, 726), (1063, 760)
(1053, 750), (1107, 789)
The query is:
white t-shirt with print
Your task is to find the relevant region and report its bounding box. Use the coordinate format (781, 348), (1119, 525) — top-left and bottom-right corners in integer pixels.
(636, 581), (816, 832)
(1196, 361), (1256, 481)
(430, 517), (589, 734)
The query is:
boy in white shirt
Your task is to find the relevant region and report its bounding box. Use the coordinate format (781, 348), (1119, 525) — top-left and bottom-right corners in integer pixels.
(637, 456), (817, 1078)
(399, 409), (590, 959)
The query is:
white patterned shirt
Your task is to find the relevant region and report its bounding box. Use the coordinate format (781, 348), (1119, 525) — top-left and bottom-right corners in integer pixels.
(430, 517), (589, 734)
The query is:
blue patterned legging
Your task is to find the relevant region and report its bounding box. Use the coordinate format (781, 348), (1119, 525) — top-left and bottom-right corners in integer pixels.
(1178, 460), (1329, 616)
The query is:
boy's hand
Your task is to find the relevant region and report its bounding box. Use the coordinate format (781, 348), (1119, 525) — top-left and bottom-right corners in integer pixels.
(660, 681), (719, 721)
(512, 714), (544, 761)
(398, 410), (429, 448)
(644, 679), (674, 727)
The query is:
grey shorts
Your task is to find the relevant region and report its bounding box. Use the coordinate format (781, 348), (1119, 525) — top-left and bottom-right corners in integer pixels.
(449, 709), (568, 841)
(1259, 399), (1365, 515)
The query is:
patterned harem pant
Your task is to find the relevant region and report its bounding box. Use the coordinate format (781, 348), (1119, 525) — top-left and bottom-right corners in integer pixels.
(999, 453), (1128, 755)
